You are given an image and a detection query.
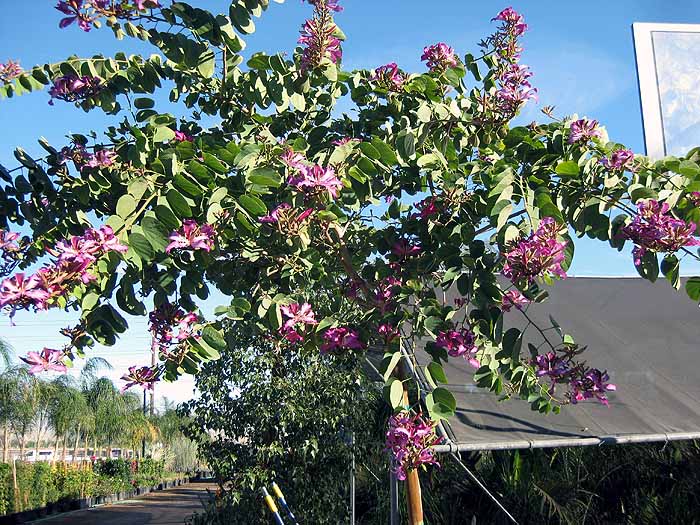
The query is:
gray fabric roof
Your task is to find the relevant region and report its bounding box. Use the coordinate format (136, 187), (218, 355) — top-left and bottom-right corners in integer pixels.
(412, 277), (700, 452)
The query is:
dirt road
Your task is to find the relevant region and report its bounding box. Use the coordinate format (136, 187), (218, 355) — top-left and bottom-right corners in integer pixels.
(30, 482), (218, 524)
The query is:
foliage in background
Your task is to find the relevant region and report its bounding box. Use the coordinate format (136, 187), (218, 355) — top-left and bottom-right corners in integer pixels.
(182, 320), (380, 524)
(0, 458), (176, 515)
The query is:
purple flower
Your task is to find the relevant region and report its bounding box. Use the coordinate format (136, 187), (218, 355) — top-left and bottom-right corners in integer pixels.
(0, 60), (22, 84)
(533, 352), (569, 383)
(260, 203), (292, 224)
(378, 323), (399, 343)
(0, 273), (52, 311)
(391, 239), (421, 259)
(496, 63), (537, 114)
(501, 289), (530, 312)
(280, 148), (307, 171)
(0, 230), (20, 255)
(298, 17), (342, 72)
(289, 164), (343, 199)
(48, 75), (103, 105)
(165, 220), (216, 254)
(600, 149), (636, 172)
(569, 368), (616, 406)
(120, 366), (159, 393)
(173, 130), (194, 142)
(149, 303), (198, 354)
(492, 7), (528, 36)
(372, 63), (406, 91)
(421, 43), (458, 73)
(21, 348), (67, 374)
(502, 217), (568, 284)
(303, 0), (342, 12)
(620, 199), (700, 266)
(320, 327), (364, 353)
(415, 197), (439, 219)
(568, 118), (602, 144)
(332, 137), (360, 146)
(84, 149), (117, 168)
(384, 412), (442, 481)
(280, 302), (318, 342)
(435, 329), (480, 368)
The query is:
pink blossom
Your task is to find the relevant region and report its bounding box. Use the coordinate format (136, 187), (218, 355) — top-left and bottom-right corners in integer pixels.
(48, 75), (103, 105)
(501, 289), (530, 312)
(378, 323), (399, 344)
(620, 199), (700, 266)
(496, 63), (537, 113)
(332, 137), (360, 146)
(303, 0), (342, 12)
(0, 230), (21, 258)
(260, 203), (292, 224)
(385, 412), (442, 481)
(21, 348), (67, 374)
(569, 368), (616, 407)
(289, 165), (343, 199)
(391, 239), (421, 259)
(173, 130), (194, 142)
(421, 43), (458, 73)
(320, 327), (364, 353)
(568, 119), (602, 144)
(149, 303), (199, 353)
(436, 329), (480, 368)
(56, 0), (160, 31)
(166, 220), (216, 254)
(600, 149), (636, 172)
(492, 7), (528, 36)
(280, 302), (318, 342)
(372, 63), (406, 91)
(0, 273), (51, 311)
(298, 16), (342, 72)
(120, 366), (159, 393)
(0, 60), (22, 84)
(280, 148), (307, 171)
(502, 217), (567, 284)
(415, 197), (439, 219)
(84, 149), (117, 168)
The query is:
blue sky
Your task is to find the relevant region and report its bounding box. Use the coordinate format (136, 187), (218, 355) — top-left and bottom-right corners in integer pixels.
(1, 1), (700, 402)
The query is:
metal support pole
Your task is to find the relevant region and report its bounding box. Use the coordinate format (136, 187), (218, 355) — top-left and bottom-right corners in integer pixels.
(350, 432), (356, 525)
(390, 471), (399, 525)
(141, 388), (147, 458)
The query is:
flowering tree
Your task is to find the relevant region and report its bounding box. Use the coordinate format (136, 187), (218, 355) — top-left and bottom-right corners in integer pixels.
(2, 1), (700, 521)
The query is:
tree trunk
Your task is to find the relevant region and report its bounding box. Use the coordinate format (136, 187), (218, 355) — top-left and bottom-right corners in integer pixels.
(19, 433), (26, 459)
(83, 433), (89, 465)
(72, 425), (81, 463)
(2, 426), (9, 463)
(52, 435), (60, 465)
(61, 435), (67, 463)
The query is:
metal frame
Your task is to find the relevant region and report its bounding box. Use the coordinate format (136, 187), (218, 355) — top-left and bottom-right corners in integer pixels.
(632, 22), (700, 159)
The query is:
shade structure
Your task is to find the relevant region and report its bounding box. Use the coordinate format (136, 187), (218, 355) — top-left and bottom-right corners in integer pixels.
(407, 277), (700, 452)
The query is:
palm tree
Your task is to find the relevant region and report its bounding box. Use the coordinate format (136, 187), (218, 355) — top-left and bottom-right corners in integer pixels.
(11, 369), (40, 458)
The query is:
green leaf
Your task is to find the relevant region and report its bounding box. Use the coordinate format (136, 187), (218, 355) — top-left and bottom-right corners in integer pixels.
(197, 50), (216, 78)
(248, 167), (282, 188)
(153, 126), (176, 143)
(128, 232), (154, 261)
(239, 194), (267, 216)
(166, 189), (192, 217)
(555, 161), (579, 177)
(141, 216), (170, 252)
(201, 325), (227, 352)
(134, 97), (155, 109)
(116, 194), (137, 219)
(383, 378), (404, 409)
(173, 173), (203, 197)
(380, 352), (402, 382)
(686, 276), (700, 301)
(427, 361), (448, 384)
(432, 387), (457, 411)
(202, 153), (228, 174)
(396, 131), (415, 160)
(155, 204), (181, 230)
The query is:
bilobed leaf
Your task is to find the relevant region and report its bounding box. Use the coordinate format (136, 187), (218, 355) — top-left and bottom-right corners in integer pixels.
(239, 194), (267, 216)
(141, 216), (170, 251)
(686, 276), (700, 302)
(166, 189), (192, 217)
(383, 378), (405, 409)
(116, 194), (137, 219)
(248, 167), (282, 188)
(427, 361), (448, 384)
(201, 325), (227, 352)
(380, 352), (402, 382)
(555, 161), (579, 177)
(197, 50), (216, 78)
(128, 232), (154, 261)
(153, 126), (176, 143)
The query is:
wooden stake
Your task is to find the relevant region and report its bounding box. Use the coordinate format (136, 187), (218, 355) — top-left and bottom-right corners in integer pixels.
(398, 361), (424, 525)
